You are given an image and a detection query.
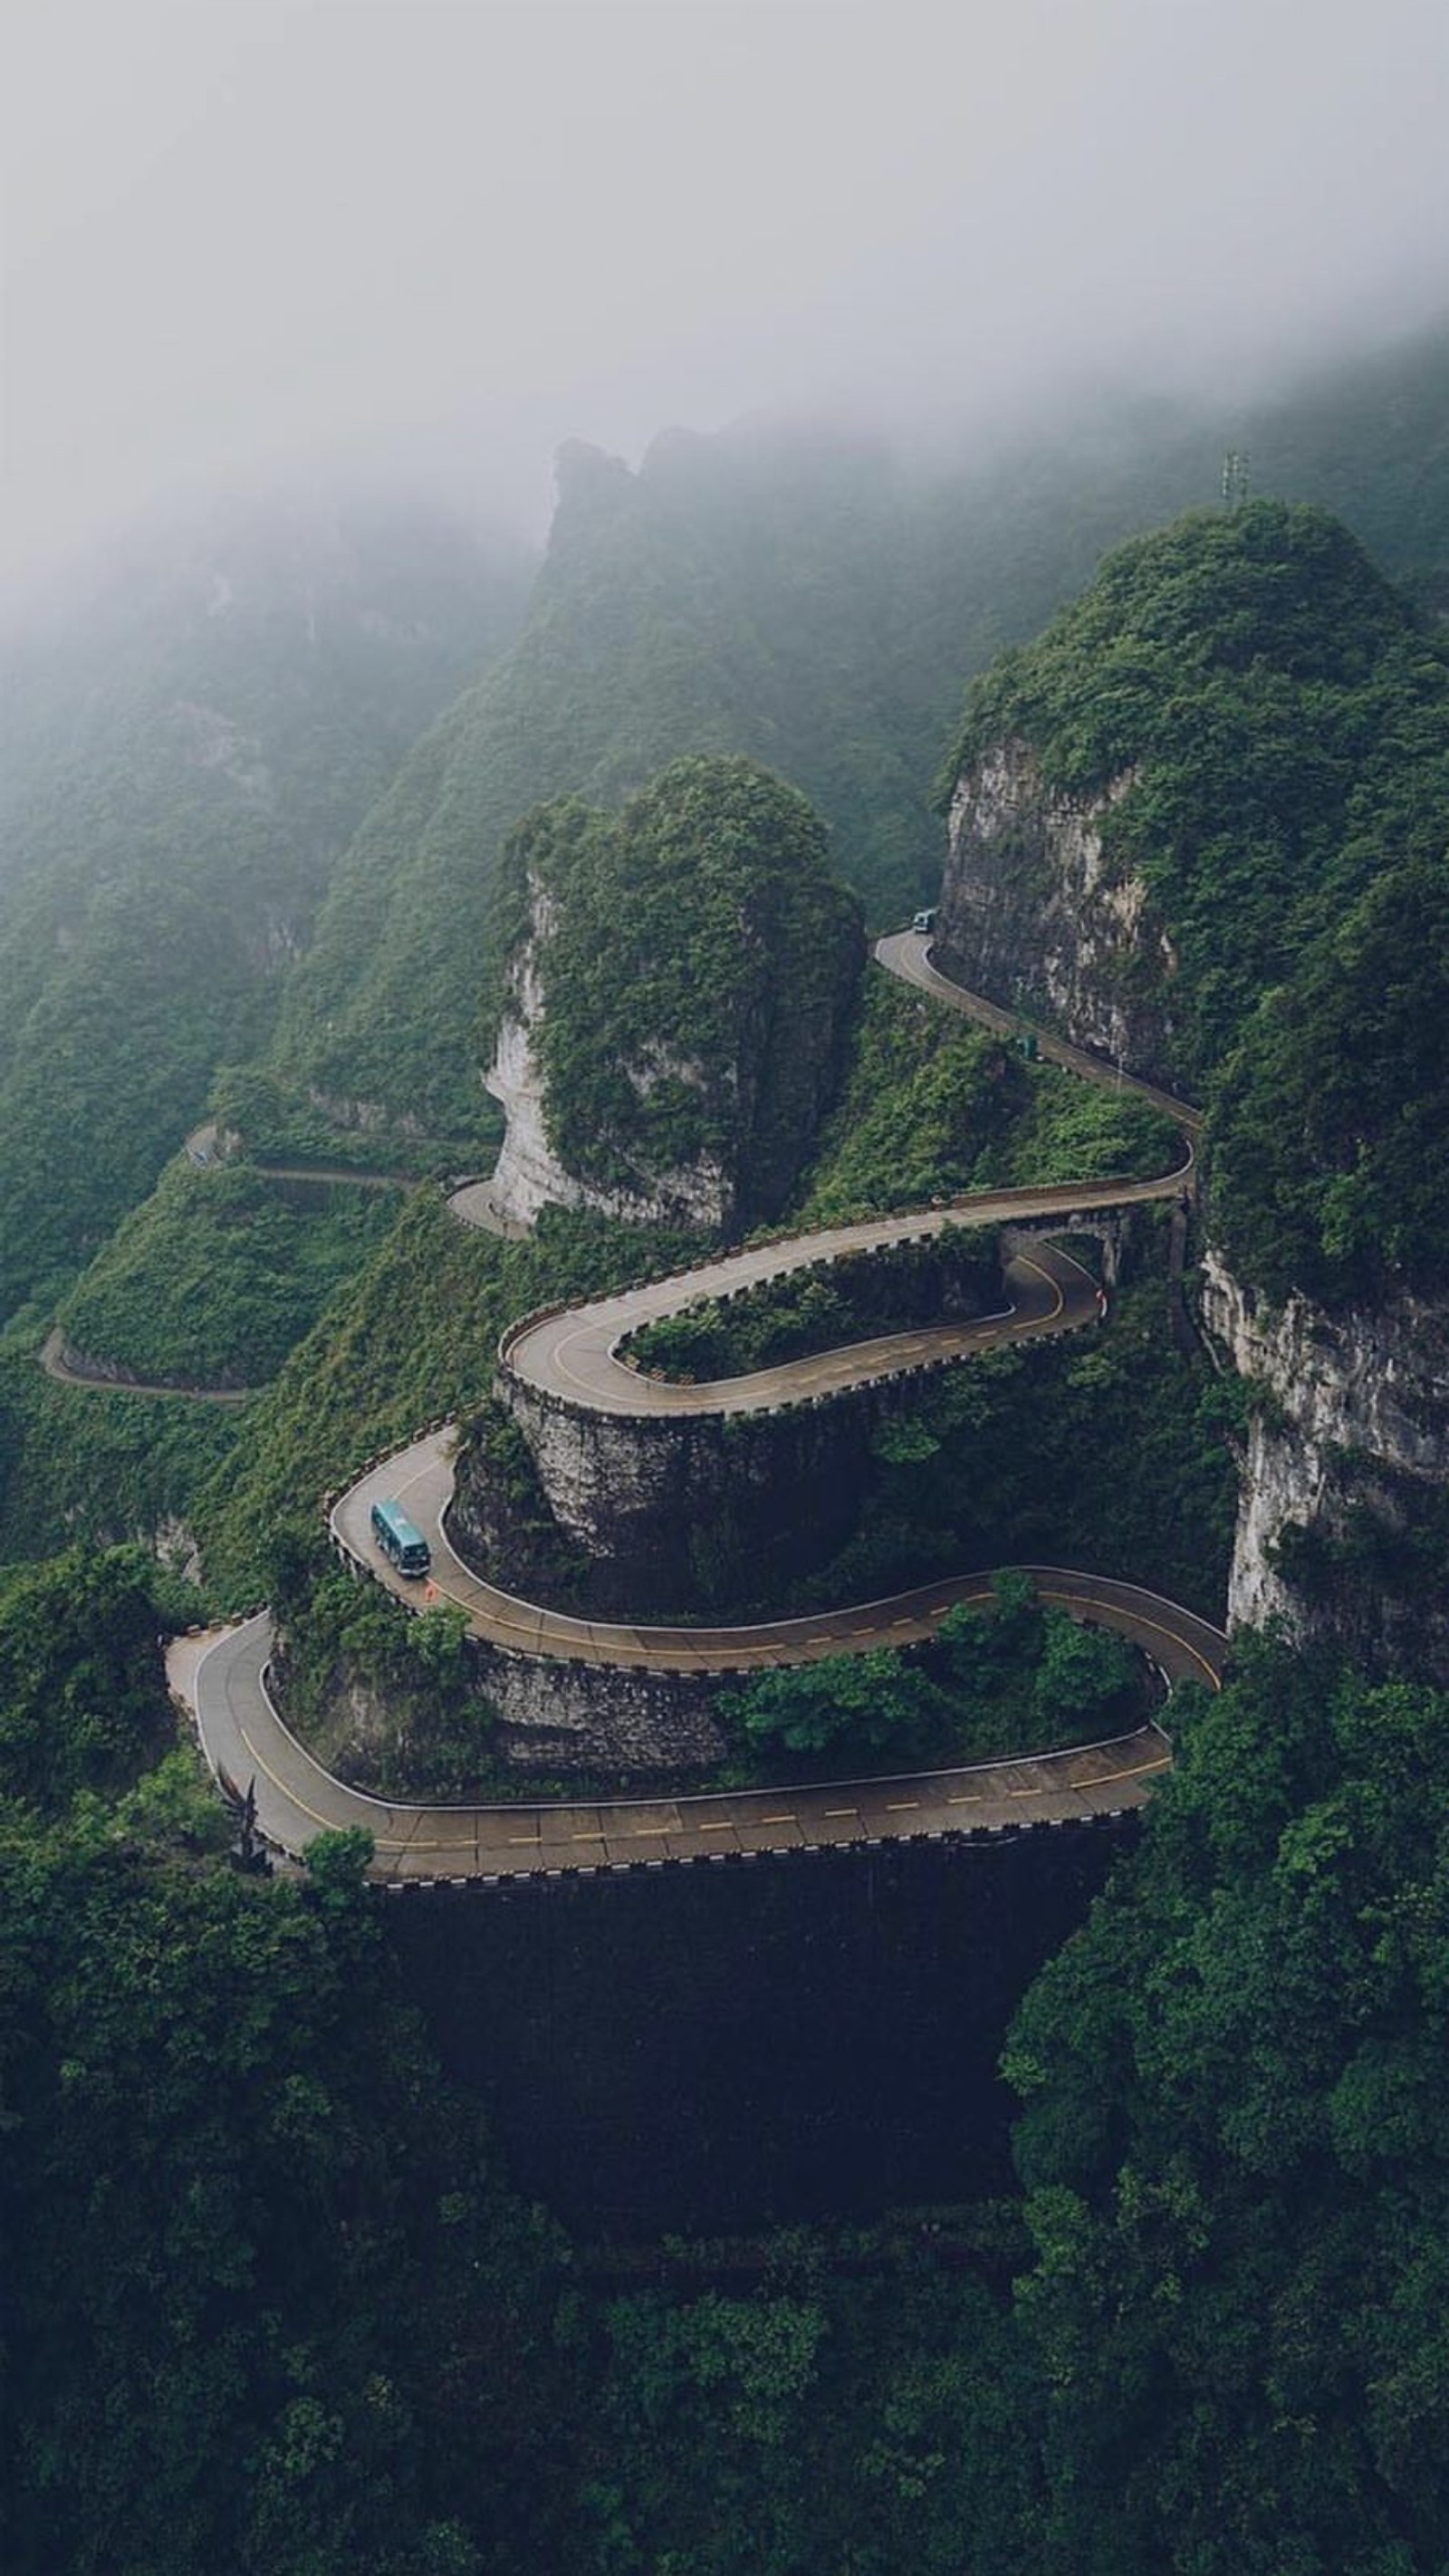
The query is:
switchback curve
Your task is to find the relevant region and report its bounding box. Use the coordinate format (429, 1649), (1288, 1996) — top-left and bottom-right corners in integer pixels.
(193, 933), (1224, 1873)
(40, 1326), (256, 1406)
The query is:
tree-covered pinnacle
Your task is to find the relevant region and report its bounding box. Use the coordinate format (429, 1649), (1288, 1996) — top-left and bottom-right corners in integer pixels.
(490, 755), (865, 1226)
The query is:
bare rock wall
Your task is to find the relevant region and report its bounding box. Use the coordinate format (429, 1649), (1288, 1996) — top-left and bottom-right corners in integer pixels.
(936, 735), (1181, 1086)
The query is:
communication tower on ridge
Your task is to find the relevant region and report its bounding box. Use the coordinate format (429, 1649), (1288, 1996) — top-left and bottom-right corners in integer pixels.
(1221, 450), (1252, 510)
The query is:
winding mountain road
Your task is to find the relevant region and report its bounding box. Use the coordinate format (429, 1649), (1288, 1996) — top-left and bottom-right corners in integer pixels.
(40, 1327), (256, 1405)
(877, 929), (1204, 1134)
(187, 930), (1225, 1875)
(180, 1601), (1216, 1881)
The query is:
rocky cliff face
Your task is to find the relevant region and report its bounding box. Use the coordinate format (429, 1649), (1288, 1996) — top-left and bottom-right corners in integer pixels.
(936, 736), (1180, 1085)
(938, 726), (1449, 1679)
(485, 877), (734, 1229)
(1204, 1254), (1449, 1681)
(452, 1369), (888, 1620)
(276, 1628), (725, 1783)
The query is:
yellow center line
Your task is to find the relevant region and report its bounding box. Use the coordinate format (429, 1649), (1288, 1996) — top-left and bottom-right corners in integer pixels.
(416, 1554), (1218, 1690)
(1073, 1754), (1171, 1788)
(235, 1712), (412, 1850)
(823, 1807), (858, 1819)
(1034, 1589), (1222, 1689)
(759, 1813), (797, 1825)
(696, 1820), (735, 1832)
(885, 1800), (919, 1812)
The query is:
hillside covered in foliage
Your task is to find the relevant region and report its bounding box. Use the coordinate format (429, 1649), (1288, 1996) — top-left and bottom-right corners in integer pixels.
(55, 1159), (405, 1391)
(271, 325), (1449, 1142)
(5, 1557), (1449, 2573)
(945, 499), (1449, 1306)
(0, 498), (530, 1323)
(5, 322), (1449, 2575)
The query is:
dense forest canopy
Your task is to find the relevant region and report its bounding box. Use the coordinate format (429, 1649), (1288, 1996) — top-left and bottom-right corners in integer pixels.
(5, 1567), (1449, 2572)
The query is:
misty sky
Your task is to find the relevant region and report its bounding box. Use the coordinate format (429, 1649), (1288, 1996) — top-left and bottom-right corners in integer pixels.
(3, 0), (1446, 578)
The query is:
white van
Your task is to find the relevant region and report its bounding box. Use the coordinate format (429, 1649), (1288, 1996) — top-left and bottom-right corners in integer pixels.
(911, 908), (936, 936)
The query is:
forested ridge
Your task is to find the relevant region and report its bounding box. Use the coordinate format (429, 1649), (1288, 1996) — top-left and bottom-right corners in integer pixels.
(272, 324), (1449, 1138)
(0, 498), (531, 1322)
(487, 755), (863, 1220)
(5, 321), (1449, 2570)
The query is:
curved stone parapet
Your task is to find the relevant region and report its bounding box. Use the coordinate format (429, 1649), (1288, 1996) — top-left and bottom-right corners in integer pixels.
(189, 934), (1222, 1876)
(181, 1603), (1220, 1881)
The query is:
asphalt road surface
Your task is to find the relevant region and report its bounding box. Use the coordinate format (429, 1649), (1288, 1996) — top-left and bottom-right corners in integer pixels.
(877, 928), (1204, 1134)
(187, 932), (1223, 1875)
(181, 1607), (1220, 1879)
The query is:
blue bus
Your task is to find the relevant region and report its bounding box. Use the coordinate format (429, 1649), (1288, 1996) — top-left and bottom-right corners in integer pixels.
(369, 1496), (431, 1578)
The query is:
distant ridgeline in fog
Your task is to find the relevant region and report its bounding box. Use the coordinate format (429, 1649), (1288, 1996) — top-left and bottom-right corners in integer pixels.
(270, 323), (1449, 1143)
(1, 323), (1444, 1340)
(0, 501), (532, 1323)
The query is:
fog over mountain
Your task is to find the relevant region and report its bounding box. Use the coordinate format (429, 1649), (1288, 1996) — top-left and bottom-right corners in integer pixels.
(4, 0), (1446, 584)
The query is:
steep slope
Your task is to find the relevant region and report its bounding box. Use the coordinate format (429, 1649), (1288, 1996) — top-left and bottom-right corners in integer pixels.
(938, 497), (1449, 1682)
(0, 497), (531, 1319)
(937, 500), (1449, 1093)
(271, 324), (1449, 1143)
(271, 431), (940, 1133)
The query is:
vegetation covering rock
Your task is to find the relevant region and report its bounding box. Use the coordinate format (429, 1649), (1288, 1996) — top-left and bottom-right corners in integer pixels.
(486, 755), (863, 1227)
(945, 502), (1449, 1079)
(271, 334), (1449, 1140)
(794, 973), (1180, 1226)
(7, 334), (1449, 2573)
(624, 1227), (1001, 1382)
(56, 1159), (404, 1389)
(943, 499), (1449, 1305)
(720, 1572), (1144, 1768)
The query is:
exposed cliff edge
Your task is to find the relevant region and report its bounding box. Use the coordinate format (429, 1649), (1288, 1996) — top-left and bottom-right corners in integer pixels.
(1203, 1254), (1449, 1682)
(930, 504), (1449, 1673)
(935, 736), (1179, 1086)
(936, 502), (1444, 1104)
(483, 755), (864, 1234)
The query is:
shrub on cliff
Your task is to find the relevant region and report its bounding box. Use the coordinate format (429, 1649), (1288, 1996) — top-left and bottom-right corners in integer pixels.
(487, 755), (865, 1226)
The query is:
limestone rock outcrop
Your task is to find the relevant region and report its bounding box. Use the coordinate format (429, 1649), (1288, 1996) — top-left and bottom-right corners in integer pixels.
(1204, 1254), (1449, 1682)
(935, 736), (1179, 1088)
